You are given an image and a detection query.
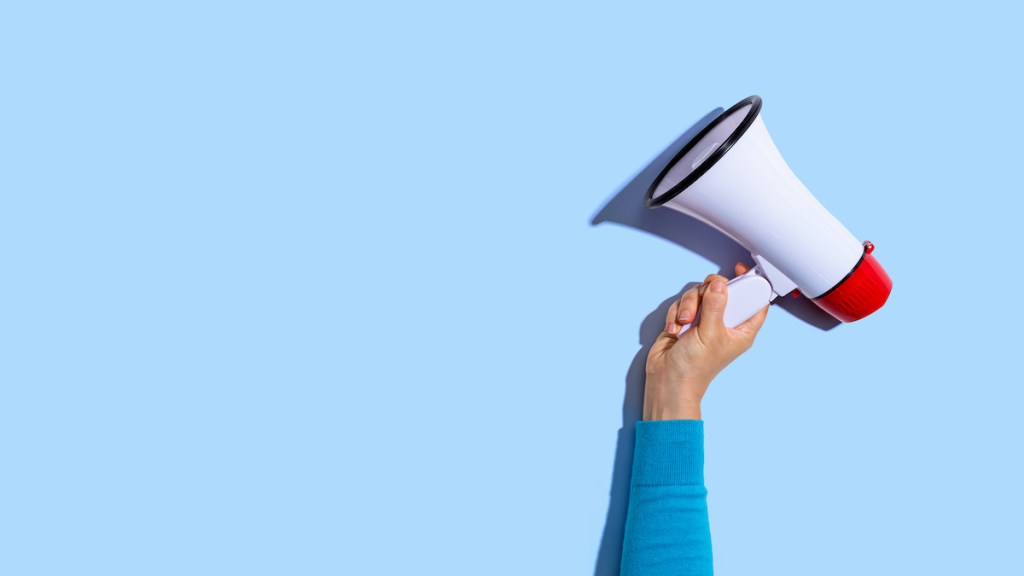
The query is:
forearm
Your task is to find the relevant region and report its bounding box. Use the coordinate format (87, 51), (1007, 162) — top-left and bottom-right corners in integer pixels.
(620, 420), (713, 576)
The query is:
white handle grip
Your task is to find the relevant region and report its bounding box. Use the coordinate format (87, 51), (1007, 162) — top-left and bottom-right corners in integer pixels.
(676, 268), (774, 336)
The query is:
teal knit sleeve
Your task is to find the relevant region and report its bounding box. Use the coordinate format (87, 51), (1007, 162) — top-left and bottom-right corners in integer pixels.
(620, 420), (713, 576)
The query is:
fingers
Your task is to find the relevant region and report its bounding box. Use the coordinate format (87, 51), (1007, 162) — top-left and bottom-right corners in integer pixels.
(695, 274), (729, 339)
(665, 263), (758, 337)
(675, 288), (699, 330)
(654, 294), (687, 359)
(664, 299), (680, 334)
(664, 285), (701, 335)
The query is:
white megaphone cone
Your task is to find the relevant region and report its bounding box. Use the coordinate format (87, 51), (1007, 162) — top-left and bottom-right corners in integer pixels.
(646, 96), (892, 333)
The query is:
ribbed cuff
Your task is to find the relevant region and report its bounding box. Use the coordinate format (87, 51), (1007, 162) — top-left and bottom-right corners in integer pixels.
(630, 420), (705, 487)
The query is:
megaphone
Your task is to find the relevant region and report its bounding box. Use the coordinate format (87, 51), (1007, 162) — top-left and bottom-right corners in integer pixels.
(646, 96), (892, 332)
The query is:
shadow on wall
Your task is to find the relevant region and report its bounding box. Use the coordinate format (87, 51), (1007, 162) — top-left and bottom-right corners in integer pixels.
(589, 291), (687, 576)
(589, 107), (841, 575)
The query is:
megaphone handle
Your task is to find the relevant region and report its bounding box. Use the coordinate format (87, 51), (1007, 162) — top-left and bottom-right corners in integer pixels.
(676, 268), (774, 336)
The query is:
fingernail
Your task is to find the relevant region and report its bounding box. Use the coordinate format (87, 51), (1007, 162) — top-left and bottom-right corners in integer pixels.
(710, 279), (725, 293)
(677, 314), (691, 324)
(667, 322), (679, 334)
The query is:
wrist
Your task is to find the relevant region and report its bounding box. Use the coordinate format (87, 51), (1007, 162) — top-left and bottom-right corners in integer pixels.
(644, 399), (702, 421)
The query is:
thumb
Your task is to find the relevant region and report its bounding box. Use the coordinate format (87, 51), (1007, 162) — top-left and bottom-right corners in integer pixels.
(697, 277), (729, 338)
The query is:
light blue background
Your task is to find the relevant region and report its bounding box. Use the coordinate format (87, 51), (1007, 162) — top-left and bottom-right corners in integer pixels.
(2, 2), (1021, 574)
